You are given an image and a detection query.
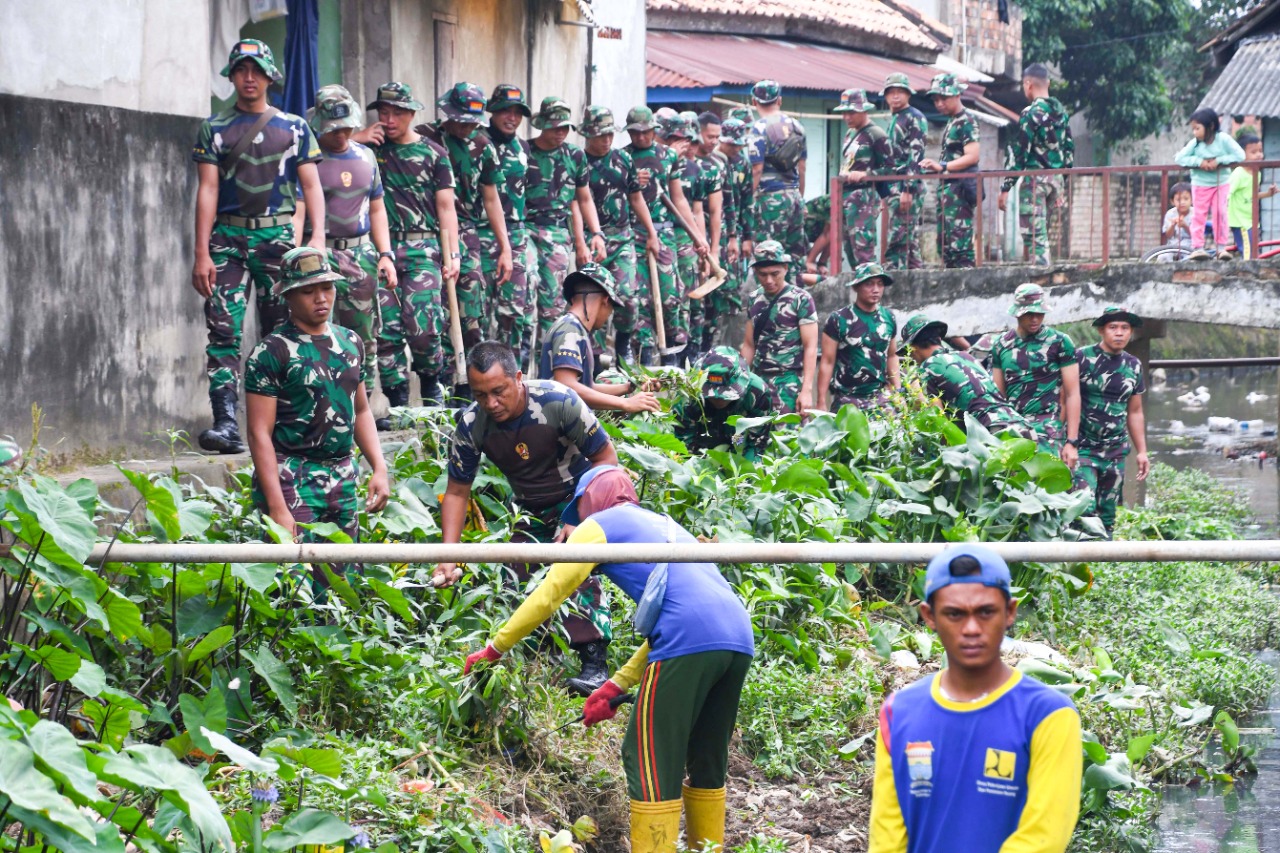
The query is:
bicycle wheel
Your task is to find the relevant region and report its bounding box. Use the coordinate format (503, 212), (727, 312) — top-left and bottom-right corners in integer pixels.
(1140, 245), (1192, 263)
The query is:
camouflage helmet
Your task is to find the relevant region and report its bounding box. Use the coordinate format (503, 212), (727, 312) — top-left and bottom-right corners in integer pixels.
(849, 261), (893, 288)
(273, 247), (345, 297)
(1092, 305), (1143, 328)
(926, 73), (967, 98)
(752, 79), (782, 104)
(751, 240), (791, 268)
(532, 96), (576, 130)
(367, 81), (424, 112)
(310, 85), (362, 136)
(833, 88), (873, 114)
(438, 82), (488, 124)
(0, 439), (22, 469)
(882, 72), (915, 96)
(580, 105), (620, 138)
(563, 262), (623, 306)
(698, 346), (749, 402)
(625, 105), (657, 131)
(1009, 282), (1048, 317)
(728, 106), (755, 123)
(221, 39), (282, 82)
(900, 313), (949, 347)
(486, 83), (531, 117)
(720, 117), (749, 144)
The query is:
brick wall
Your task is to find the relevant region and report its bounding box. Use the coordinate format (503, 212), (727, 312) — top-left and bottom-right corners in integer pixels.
(949, 0), (1022, 79)
(1064, 175), (1169, 261)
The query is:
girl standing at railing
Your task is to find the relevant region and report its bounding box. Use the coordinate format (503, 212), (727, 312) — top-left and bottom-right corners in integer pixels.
(1175, 108), (1246, 261)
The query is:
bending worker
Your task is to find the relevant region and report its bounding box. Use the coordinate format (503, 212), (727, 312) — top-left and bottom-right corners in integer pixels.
(465, 465), (754, 853)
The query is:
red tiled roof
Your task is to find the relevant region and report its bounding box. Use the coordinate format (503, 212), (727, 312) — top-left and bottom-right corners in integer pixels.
(647, 0), (940, 51)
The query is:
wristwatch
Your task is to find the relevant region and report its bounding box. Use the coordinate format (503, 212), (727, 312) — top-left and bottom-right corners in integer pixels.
(450, 251), (461, 259)
(592, 231), (605, 240)
(942, 162), (949, 173)
(378, 251), (394, 261)
(1064, 437), (1078, 447)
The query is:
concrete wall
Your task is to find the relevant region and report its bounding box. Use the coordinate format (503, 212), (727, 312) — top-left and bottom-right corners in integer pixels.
(591, 0), (649, 116)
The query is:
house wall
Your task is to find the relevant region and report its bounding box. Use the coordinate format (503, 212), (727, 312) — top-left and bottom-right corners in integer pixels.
(591, 0), (649, 116)
(933, 0), (1022, 81)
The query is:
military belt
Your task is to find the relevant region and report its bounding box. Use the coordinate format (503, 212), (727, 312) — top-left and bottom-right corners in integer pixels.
(527, 215), (569, 229)
(326, 234), (371, 250)
(216, 213), (293, 230)
(390, 230), (433, 242)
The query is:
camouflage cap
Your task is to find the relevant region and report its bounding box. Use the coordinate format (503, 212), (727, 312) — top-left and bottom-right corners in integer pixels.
(882, 72), (915, 96)
(222, 39), (282, 83)
(486, 83), (532, 116)
(833, 88), (873, 114)
(1092, 305), (1144, 328)
(752, 79), (782, 104)
(656, 108), (690, 140)
(563, 262), (623, 306)
(368, 81), (424, 112)
(1009, 282), (1048, 317)
(532, 96), (576, 130)
(679, 109), (700, 127)
(699, 346), (749, 402)
(580, 105), (620, 138)
(926, 73), (967, 98)
(273, 247), (345, 297)
(625, 105), (657, 131)
(849, 261), (893, 288)
(728, 106), (755, 123)
(720, 117), (749, 144)
(751, 240), (791, 268)
(438, 82), (488, 124)
(901, 313), (949, 347)
(310, 85), (363, 136)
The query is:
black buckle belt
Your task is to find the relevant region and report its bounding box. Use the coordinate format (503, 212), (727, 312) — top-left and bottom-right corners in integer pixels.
(326, 234), (371, 250)
(216, 213), (292, 230)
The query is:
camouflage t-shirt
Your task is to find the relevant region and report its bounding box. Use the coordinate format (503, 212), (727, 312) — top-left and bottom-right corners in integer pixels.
(1001, 96), (1075, 193)
(920, 350), (1035, 437)
(587, 148), (642, 232)
(750, 113), (808, 193)
(673, 370), (774, 456)
(840, 123), (892, 197)
(991, 327), (1076, 424)
(315, 142), (383, 239)
(748, 283), (817, 374)
(489, 127), (530, 226)
(447, 380), (609, 511)
(709, 150), (737, 237)
(940, 111), (980, 168)
(244, 322), (365, 460)
(526, 141), (589, 228)
(888, 105), (928, 196)
(823, 303), (896, 399)
(1076, 344), (1146, 459)
(372, 136), (455, 234)
(804, 195), (832, 244)
(539, 312), (595, 387)
(193, 106), (322, 216)
(420, 123), (502, 225)
(625, 141), (682, 228)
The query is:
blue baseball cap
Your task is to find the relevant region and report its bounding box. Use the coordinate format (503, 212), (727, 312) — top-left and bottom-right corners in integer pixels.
(924, 544), (1012, 601)
(561, 464), (623, 526)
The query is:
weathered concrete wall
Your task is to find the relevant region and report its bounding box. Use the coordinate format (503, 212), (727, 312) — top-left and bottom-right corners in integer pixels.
(0, 94), (206, 454)
(592, 0), (648, 116)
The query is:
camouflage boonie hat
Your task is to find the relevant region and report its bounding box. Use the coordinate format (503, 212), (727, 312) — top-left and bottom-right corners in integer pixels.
(438, 82), (487, 124)
(625, 106), (657, 131)
(752, 79), (782, 104)
(699, 346), (749, 402)
(580, 105), (620, 138)
(532, 96), (575, 130)
(274, 247), (345, 297)
(656, 108), (690, 140)
(720, 117), (749, 144)
(221, 39), (282, 82)
(563, 262), (623, 306)
(926, 73), (967, 98)
(1093, 305), (1144, 328)
(751, 240), (791, 268)
(1009, 283), (1048, 317)
(368, 82), (424, 112)
(882, 72), (915, 95)
(901, 313), (949, 346)
(849, 262), (893, 287)
(728, 106), (755, 123)
(310, 85), (362, 136)
(833, 89), (873, 114)
(486, 83), (531, 116)
(679, 110), (700, 128)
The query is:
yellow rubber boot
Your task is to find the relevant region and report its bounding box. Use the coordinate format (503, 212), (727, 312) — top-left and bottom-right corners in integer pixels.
(630, 798), (683, 853)
(682, 784), (727, 852)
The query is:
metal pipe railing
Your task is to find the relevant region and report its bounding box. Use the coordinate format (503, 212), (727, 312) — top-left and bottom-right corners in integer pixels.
(86, 540), (1280, 565)
(1150, 357), (1280, 368)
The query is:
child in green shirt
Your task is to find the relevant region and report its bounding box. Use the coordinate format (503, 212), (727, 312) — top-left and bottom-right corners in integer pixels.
(1227, 133), (1278, 259)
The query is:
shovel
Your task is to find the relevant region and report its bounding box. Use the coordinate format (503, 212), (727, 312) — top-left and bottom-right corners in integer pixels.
(552, 692), (636, 733)
(647, 250), (685, 359)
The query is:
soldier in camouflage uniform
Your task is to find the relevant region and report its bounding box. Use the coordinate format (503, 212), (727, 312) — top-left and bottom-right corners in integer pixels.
(581, 106), (662, 365)
(902, 314), (1037, 438)
(526, 97), (607, 347)
(741, 241), (818, 414)
(485, 85), (537, 360)
(834, 89), (893, 265)
(667, 111), (721, 364)
(297, 85), (394, 396)
(803, 194), (834, 274)
(818, 262), (899, 412)
(687, 111), (726, 360)
(244, 247), (390, 569)
(192, 40), (326, 454)
(419, 83), (513, 381)
(367, 82), (460, 408)
(673, 346), (774, 459)
(712, 118), (757, 330)
(749, 80), (809, 282)
(999, 64), (1075, 267)
(882, 73), (928, 270)
(434, 342), (619, 695)
(1075, 306), (1149, 534)
(921, 74), (980, 269)
(990, 283), (1081, 461)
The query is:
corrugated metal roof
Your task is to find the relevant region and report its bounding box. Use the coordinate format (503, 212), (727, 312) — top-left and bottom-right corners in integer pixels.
(1199, 35), (1280, 117)
(646, 0), (939, 51)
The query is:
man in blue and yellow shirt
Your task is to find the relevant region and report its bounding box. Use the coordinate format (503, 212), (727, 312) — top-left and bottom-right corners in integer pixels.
(870, 544), (1081, 853)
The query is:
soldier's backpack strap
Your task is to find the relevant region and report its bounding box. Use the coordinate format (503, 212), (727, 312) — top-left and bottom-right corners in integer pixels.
(220, 106), (280, 181)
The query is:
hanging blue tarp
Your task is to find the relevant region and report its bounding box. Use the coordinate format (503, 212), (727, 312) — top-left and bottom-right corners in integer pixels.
(282, 0), (319, 117)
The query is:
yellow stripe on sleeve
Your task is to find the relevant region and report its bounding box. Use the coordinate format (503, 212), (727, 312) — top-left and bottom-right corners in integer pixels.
(998, 706), (1082, 853)
(868, 728), (908, 853)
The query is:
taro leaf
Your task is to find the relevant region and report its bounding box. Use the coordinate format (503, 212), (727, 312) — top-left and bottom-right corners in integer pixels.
(102, 745), (233, 851)
(201, 728), (280, 773)
(24, 719), (101, 801)
(621, 444), (679, 476)
(231, 563), (279, 594)
(1127, 733), (1157, 765)
(299, 521), (354, 544)
(5, 804), (117, 851)
(18, 643), (81, 681)
(1082, 739), (1108, 765)
(1083, 754), (1137, 791)
(796, 416), (845, 456)
(178, 595), (233, 641)
(1215, 710), (1241, 755)
(262, 808), (356, 851)
(631, 429), (688, 454)
(369, 578), (416, 623)
(835, 404), (871, 454)
(189, 625), (236, 665)
(875, 499), (931, 517)
(1172, 703), (1215, 727)
(838, 731), (876, 757)
(179, 691), (228, 753)
(0, 743), (97, 841)
(243, 643), (298, 717)
(119, 468), (182, 542)
(21, 612), (92, 659)
(321, 564), (362, 610)
(1017, 658), (1073, 685)
(102, 588), (145, 641)
(82, 699), (133, 750)
(69, 659), (107, 697)
(773, 460), (831, 497)
(1022, 452), (1074, 494)
(63, 477), (100, 516)
(1157, 623), (1191, 654)
(14, 477), (98, 568)
(984, 436), (1036, 475)
(179, 499), (215, 539)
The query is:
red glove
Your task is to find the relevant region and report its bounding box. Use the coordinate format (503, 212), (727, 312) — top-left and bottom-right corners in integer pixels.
(582, 679), (624, 727)
(464, 644), (502, 675)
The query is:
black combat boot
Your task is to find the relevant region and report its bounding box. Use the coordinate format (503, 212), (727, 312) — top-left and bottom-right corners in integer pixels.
(418, 372), (444, 406)
(638, 346), (655, 367)
(565, 640), (609, 697)
(614, 331), (632, 367)
(376, 382), (409, 431)
(197, 388), (245, 454)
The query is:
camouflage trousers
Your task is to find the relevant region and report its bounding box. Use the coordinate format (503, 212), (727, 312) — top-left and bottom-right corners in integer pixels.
(1027, 413), (1065, 456)
(759, 368), (803, 414)
(884, 190), (925, 270)
(757, 188), (808, 281)
(832, 388), (891, 412)
(704, 243), (745, 349)
(1075, 449), (1124, 533)
(506, 503), (611, 645)
(205, 221), (292, 394)
(842, 188), (882, 266)
(1017, 176), (1062, 266)
(591, 228), (638, 356)
(251, 453), (359, 541)
(331, 240), (382, 382)
(456, 225), (488, 349)
(377, 239), (445, 390)
(631, 224), (684, 356)
(936, 181), (975, 269)
(481, 223), (536, 353)
(530, 224), (571, 341)
(676, 228), (701, 350)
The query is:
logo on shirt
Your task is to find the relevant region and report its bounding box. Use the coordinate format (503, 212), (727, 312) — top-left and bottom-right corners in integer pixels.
(984, 748), (1016, 781)
(515, 442), (530, 460)
(341, 170), (353, 188)
(906, 741), (934, 796)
